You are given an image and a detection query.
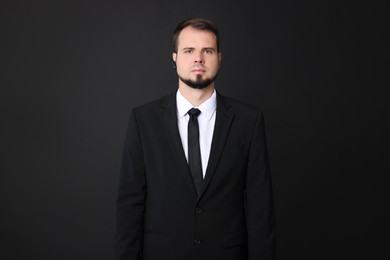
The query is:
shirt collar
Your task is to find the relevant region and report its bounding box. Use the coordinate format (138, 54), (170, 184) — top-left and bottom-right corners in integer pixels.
(176, 89), (217, 120)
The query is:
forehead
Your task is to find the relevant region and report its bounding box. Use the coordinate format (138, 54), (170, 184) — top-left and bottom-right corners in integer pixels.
(177, 27), (217, 49)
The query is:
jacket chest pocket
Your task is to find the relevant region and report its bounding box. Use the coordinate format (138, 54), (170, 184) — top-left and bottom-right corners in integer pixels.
(222, 142), (246, 155)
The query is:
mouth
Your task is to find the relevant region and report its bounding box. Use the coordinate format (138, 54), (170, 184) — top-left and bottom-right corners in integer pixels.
(191, 67), (206, 73)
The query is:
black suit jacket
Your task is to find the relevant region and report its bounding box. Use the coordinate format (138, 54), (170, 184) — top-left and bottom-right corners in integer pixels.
(115, 92), (275, 260)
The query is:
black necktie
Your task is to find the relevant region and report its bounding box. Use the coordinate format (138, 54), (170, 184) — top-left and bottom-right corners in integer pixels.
(187, 108), (203, 196)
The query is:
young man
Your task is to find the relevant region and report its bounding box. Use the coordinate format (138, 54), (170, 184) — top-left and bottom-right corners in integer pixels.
(115, 18), (275, 260)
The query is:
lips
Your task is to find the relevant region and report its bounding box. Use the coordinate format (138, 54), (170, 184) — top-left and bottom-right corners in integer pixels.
(191, 67), (206, 73)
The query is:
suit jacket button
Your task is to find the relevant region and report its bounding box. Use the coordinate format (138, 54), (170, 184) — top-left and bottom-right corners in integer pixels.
(195, 208), (202, 214)
(193, 239), (201, 245)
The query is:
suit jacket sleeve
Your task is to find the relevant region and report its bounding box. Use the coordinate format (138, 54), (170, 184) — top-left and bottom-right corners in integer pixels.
(246, 111), (275, 260)
(114, 110), (146, 260)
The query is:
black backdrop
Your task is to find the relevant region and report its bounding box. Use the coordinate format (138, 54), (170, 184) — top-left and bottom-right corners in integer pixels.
(1, 0), (389, 259)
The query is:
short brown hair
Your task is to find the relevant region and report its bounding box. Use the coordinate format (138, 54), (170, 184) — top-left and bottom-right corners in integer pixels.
(173, 18), (219, 52)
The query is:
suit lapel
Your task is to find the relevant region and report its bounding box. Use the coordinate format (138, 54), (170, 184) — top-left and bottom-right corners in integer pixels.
(199, 94), (234, 199)
(159, 93), (197, 195)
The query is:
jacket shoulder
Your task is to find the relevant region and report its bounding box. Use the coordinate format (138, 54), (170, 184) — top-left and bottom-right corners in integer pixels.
(218, 94), (262, 116)
(131, 93), (175, 115)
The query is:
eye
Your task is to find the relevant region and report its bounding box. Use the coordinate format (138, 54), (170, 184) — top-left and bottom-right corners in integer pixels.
(204, 49), (214, 54)
(184, 49), (193, 54)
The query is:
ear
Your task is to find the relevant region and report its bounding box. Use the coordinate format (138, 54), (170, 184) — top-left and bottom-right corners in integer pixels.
(172, 52), (177, 62)
(171, 52), (177, 69)
(218, 52), (222, 67)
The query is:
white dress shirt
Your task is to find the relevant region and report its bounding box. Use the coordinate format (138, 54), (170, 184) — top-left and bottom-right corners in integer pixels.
(176, 89), (217, 178)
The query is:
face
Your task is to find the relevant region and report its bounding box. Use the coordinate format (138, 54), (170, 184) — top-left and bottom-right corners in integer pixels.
(173, 26), (222, 89)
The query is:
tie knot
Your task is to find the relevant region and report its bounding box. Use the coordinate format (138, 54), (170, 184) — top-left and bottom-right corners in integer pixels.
(188, 108), (201, 118)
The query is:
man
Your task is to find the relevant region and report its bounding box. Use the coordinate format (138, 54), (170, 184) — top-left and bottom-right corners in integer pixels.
(115, 18), (275, 260)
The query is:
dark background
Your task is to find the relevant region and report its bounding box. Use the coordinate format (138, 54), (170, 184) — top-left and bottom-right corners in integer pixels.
(1, 0), (389, 259)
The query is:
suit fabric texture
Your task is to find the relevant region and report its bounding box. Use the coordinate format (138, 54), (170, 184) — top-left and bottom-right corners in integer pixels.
(115, 92), (275, 260)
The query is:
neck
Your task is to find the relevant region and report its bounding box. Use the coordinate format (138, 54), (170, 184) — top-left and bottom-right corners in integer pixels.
(178, 82), (215, 107)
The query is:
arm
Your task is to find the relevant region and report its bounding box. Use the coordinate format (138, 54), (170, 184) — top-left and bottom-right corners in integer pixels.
(246, 111), (276, 260)
(114, 110), (146, 260)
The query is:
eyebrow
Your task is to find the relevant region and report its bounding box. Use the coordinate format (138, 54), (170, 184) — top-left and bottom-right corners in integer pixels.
(182, 47), (216, 51)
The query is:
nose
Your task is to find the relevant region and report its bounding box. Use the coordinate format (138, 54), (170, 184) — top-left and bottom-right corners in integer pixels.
(194, 52), (204, 64)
